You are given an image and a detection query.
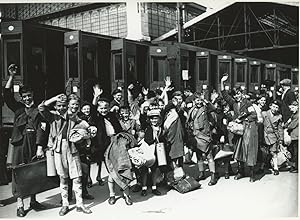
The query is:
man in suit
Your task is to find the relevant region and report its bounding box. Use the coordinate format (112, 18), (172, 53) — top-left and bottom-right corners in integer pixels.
(279, 79), (296, 123)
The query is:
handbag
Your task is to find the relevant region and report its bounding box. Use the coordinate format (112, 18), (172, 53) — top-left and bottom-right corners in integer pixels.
(172, 176), (201, 194)
(227, 121), (245, 135)
(12, 157), (59, 197)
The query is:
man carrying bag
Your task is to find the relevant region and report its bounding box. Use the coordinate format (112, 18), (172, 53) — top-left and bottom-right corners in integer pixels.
(3, 64), (46, 217)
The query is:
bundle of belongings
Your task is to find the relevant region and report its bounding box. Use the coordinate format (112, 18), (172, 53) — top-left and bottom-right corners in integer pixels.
(166, 167), (201, 194)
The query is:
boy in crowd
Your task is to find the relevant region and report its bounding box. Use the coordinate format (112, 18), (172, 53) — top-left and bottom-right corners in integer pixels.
(39, 94), (92, 216)
(4, 64), (46, 217)
(262, 100), (284, 175)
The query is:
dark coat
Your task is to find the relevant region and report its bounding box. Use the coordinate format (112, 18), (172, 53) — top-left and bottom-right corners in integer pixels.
(281, 89), (296, 123)
(94, 111), (122, 162)
(221, 90), (258, 166)
(3, 88), (41, 165)
(104, 132), (136, 190)
(186, 105), (212, 152)
(144, 125), (164, 145)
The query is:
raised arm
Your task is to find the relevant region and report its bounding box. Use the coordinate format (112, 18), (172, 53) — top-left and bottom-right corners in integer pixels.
(127, 84), (134, 105)
(220, 74), (235, 108)
(92, 84), (103, 106)
(3, 64), (21, 112)
(38, 94), (65, 122)
(160, 76), (173, 106)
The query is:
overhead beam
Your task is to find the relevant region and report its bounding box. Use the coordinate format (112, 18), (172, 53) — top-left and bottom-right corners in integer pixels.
(185, 27), (297, 44)
(233, 44), (298, 53)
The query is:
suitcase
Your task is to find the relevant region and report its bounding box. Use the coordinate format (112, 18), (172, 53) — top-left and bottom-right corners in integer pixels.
(12, 158), (59, 197)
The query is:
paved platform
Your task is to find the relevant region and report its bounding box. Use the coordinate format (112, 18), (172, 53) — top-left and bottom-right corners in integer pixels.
(0, 162), (298, 220)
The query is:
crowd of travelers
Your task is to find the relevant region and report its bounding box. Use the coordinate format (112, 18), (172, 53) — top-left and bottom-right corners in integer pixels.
(1, 64), (298, 217)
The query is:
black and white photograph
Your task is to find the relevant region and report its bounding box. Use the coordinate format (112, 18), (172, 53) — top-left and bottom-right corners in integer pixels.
(0, 1), (298, 219)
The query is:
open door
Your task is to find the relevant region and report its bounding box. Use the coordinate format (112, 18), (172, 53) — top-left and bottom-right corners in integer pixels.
(248, 60), (261, 92)
(64, 31), (98, 100)
(195, 51), (210, 92)
(149, 46), (168, 90)
(217, 55), (232, 91)
(234, 58), (248, 91)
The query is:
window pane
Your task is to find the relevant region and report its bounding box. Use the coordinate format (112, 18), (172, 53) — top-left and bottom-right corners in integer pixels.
(236, 63), (245, 83)
(6, 41), (21, 76)
(292, 71), (298, 85)
(250, 65), (259, 83)
(265, 68), (275, 81)
(198, 58), (207, 81)
(279, 69), (290, 81)
(68, 46), (78, 78)
(114, 53), (123, 80)
(219, 61), (230, 80)
(153, 57), (165, 81)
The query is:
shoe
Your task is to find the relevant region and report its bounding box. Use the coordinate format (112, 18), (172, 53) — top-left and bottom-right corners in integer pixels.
(273, 170), (279, 175)
(97, 178), (105, 186)
(30, 201), (46, 211)
(196, 171), (205, 181)
(291, 169), (298, 173)
(131, 184), (142, 192)
(234, 173), (244, 180)
(87, 182), (93, 188)
(108, 196), (116, 205)
(17, 207), (25, 217)
(59, 206), (69, 216)
(82, 194), (94, 200)
(224, 172), (230, 179)
(123, 195), (133, 206)
(289, 167), (298, 173)
(152, 189), (161, 196)
(208, 173), (217, 186)
(141, 190), (147, 196)
(76, 206), (92, 214)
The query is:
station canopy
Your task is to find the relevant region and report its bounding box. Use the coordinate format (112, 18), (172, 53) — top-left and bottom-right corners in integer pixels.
(153, 2), (299, 66)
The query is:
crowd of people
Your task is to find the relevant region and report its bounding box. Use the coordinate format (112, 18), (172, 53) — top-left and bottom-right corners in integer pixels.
(1, 63), (299, 217)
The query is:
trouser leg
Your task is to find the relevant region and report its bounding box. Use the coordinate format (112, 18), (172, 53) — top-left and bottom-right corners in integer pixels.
(73, 177), (83, 207)
(60, 177), (69, 207)
(107, 175), (115, 197)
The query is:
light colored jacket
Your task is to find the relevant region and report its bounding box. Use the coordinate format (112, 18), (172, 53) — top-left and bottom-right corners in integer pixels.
(262, 110), (283, 145)
(39, 102), (89, 153)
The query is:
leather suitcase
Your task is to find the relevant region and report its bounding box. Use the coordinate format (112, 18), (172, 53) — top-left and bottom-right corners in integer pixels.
(12, 158), (59, 197)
